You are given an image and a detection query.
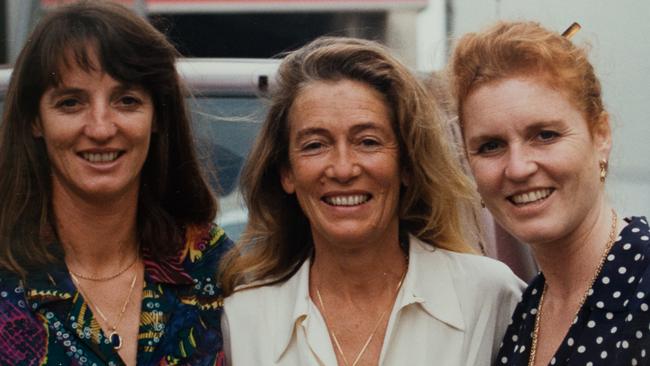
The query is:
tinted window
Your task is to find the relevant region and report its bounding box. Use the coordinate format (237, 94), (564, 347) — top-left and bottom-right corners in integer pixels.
(189, 96), (267, 240)
(189, 96), (266, 196)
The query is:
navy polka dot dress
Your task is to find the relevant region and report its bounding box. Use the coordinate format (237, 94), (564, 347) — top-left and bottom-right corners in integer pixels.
(496, 217), (650, 366)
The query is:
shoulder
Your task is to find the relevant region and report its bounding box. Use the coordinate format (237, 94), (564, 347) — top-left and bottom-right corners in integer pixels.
(410, 238), (525, 321)
(443, 249), (524, 307)
(224, 268), (302, 317)
(224, 260), (307, 332)
(0, 276), (48, 363)
(416, 240), (525, 294)
(225, 281), (281, 311)
(180, 222), (234, 274)
(224, 284), (277, 335)
(143, 223), (233, 301)
(0, 271), (25, 305)
(623, 216), (649, 244)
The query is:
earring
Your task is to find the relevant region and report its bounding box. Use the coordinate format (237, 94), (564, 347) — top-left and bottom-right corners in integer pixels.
(599, 159), (608, 182)
(480, 199), (486, 208)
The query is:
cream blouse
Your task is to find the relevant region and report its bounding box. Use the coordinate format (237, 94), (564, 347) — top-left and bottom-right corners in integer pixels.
(223, 236), (525, 365)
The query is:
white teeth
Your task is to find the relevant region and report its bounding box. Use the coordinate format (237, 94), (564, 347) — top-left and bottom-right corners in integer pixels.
(325, 194), (370, 206)
(511, 189), (552, 205)
(82, 152), (119, 163)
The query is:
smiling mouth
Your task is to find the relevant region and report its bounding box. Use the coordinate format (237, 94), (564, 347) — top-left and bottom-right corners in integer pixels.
(508, 188), (554, 206)
(323, 194), (371, 206)
(80, 152), (122, 163)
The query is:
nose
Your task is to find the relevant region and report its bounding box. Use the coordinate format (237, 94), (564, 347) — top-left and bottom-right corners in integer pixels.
(504, 145), (537, 181)
(324, 144), (361, 183)
(84, 101), (117, 141)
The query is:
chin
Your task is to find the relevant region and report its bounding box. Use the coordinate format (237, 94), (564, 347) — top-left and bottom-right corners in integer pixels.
(509, 222), (563, 246)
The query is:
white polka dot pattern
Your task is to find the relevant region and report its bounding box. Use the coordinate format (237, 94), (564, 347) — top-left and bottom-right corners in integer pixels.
(496, 216), (650, 365)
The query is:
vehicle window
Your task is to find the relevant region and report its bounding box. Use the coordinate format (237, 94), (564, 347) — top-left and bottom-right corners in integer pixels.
(189, 96), (267, 240)
(190, 96), (266, 195)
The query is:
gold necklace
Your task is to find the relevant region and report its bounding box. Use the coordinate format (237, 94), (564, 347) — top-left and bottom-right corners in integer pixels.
(528, 209), (618, 366)
(68, 254), (138, 282)
(70, 270), (138, 350)
(316, 269), (407, 366)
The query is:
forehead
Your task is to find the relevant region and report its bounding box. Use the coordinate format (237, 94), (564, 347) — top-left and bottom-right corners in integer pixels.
(462, 76), (586, 134)
(287, 79), (392, 134)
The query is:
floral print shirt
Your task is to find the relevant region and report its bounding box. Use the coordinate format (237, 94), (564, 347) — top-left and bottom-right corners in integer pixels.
(0, 224), (232, 366)
(496, 216), (650, 366)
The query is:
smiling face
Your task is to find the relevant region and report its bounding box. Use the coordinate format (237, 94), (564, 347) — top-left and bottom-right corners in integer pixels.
(35, 56), (154, 203)
(462, 76), (611, 246)
(281, 79), (403, 248)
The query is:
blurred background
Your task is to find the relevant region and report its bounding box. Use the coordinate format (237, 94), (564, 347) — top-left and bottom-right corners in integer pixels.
(1, 0), (648, 216)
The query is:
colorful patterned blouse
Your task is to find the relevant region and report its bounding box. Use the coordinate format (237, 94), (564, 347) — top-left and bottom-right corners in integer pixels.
(0, 224), (232, 366)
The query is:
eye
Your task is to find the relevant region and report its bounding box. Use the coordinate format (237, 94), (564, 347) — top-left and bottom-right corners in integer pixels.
(55, 98), (81, 110)
(360, 137), (381, 147)
(117, 95), (142, 108)
(304, 141), (322, 150)
(537, 130), (559, 141)
(477, 140), (504, 155)
(299, 140), (326, 154)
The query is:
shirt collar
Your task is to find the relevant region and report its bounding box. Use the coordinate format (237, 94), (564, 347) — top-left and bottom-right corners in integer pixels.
(397, 235), (466, 331)
(24, 236), (198, 310)
(24, 244), (76, 309)
(272, 235), (467, 361)
(273, 258), (312, 362)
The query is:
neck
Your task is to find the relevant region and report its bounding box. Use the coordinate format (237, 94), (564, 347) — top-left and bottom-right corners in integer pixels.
(531, 201), (618, 299)
(52, 182), (140, 274)
(310, 232), (407, 300)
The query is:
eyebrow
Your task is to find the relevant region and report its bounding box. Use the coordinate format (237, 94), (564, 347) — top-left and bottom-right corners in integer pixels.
(45, 83), (141, 101)
(294, 127), (329, 142)
(293, 122), (385, 141)
(349, 122), (384, 135)
(465, 133), (498, 148)
(465, 119), (564, 146)
(46, 87), (85, 101)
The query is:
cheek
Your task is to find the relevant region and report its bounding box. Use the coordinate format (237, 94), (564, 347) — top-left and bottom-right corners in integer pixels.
(468, 159), (499, 193)
(291, 155), (325, 182)
(41, 128), (75, 152)
(131, 120), (155, 149)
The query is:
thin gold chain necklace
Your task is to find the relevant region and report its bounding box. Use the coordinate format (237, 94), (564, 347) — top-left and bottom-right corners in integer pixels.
(528, 209), (618, 366)
(68, 254), (138, 282)
(316, 268), (407, 366)
(71, 270), (138, 350)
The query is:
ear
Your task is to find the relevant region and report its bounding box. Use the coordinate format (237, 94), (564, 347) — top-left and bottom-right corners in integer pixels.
(280, 165), (296, 194)
(32, 117), (43, 138)
(593, 112), (612, 159)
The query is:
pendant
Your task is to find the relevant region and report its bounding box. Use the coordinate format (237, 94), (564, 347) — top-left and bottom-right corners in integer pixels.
(108, 331), (122, 350)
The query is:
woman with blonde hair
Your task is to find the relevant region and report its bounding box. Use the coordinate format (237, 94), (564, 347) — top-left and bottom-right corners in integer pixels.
(221, 36), (523, 365)
(450, 21), (650, 365)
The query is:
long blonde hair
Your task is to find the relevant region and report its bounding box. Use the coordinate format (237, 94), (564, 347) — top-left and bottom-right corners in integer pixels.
(220, 37), (478, 296)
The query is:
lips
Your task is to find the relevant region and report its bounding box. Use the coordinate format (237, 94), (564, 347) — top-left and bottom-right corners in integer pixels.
(80, 151), (122, 163)
(509, 188), (554, 205)
(323, 194), (371, 206)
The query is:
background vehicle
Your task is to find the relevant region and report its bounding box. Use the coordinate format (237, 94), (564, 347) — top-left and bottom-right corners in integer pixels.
(178, 59), (279, 239)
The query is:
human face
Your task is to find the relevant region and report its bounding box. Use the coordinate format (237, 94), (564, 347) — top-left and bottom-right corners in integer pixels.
(462, 76), (611, 246)
(281, 79), (403, 248)
(35, 60), (154, 203)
